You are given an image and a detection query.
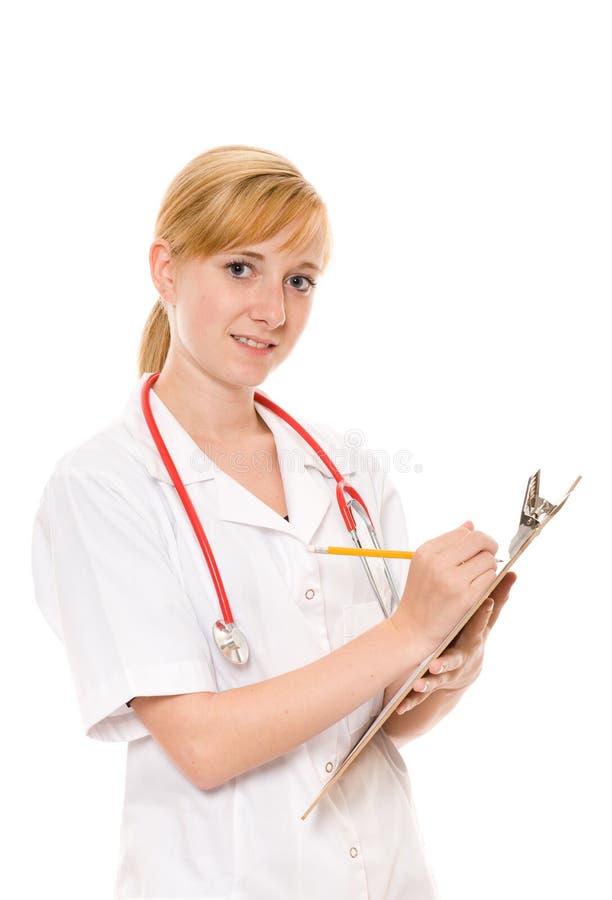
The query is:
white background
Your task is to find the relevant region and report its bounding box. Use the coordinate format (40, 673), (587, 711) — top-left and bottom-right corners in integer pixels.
(3, 1), (610, 897)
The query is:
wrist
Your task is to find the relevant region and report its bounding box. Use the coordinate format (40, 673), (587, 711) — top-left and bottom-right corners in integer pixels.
(387, 609), (436, 669)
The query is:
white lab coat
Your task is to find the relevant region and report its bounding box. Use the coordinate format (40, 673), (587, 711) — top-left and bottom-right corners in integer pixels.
(31, 372), (440, 900)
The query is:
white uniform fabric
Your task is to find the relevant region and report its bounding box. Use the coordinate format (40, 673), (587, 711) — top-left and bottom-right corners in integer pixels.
(31, 372), (440, 900)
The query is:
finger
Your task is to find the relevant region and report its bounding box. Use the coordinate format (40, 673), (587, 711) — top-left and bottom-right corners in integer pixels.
(460, 550), (498, 585)
(454, 599), (495, 646)
(486, 572), (517, 631)
(469, 567), (499, 601)
(444, 529), (499, 567)
(420, 521), (475, 555)
(397, 688), (431, 715)
(490, 570), (517, 602)
(412, 675), (446, 694)
(429, 650), (464, 675)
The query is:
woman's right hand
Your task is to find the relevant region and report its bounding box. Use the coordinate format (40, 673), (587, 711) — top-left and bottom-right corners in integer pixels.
(390, 521), (499, 654)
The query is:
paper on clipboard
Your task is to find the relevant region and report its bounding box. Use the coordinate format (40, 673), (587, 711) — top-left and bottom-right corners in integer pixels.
(300, 471), (581, 821)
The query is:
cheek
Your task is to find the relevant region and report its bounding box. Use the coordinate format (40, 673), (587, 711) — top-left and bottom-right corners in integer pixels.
(174, 292), (215, 350)
(288, 300), (313, 334)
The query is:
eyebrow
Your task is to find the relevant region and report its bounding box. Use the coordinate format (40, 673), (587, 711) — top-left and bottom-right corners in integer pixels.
(227, 249), (321, 274)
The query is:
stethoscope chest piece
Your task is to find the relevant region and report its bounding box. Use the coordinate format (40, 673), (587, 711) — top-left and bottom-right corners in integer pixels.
(213, 620), (249, 665)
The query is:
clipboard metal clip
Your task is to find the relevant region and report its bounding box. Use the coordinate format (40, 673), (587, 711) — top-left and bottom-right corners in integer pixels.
(508, 469), (561, 557)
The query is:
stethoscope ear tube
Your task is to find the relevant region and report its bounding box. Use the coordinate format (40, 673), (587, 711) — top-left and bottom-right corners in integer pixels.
(336, 482), (398, 618)
(345, 498), (399, 618)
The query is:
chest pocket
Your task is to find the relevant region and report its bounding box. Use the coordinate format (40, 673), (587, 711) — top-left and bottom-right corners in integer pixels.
(343, 599), (387, 734)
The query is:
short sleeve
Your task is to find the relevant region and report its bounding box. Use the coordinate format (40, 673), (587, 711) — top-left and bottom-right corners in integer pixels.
(30, 467), (218, 743)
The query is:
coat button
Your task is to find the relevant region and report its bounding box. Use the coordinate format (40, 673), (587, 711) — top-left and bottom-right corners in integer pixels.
(325, 761), (334, 773)
(305, 588), (315, 599)
(349, 847), (359, 858)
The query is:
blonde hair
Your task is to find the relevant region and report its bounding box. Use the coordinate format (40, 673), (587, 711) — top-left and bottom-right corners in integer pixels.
(137, 145), (332, 375)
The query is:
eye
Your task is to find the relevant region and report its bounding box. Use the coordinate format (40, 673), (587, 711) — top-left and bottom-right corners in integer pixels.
(288, 274), (317, 293)
(225, 258), (317, 293)
(226, 259), (253, 278)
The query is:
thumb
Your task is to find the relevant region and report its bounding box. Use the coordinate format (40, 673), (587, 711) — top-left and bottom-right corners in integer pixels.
(461, 520), (475, 531)
(453, 595), (494, 645)
(465, 597), (495, 640)
(479, 597), (495, 629)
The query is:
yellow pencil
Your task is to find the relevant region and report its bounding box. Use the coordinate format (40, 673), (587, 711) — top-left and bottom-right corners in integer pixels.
(308, 545), (504, 563)
(308, 545), (414, 559)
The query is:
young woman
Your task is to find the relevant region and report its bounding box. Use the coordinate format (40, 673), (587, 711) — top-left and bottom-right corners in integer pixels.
(31, 144), (516, 899)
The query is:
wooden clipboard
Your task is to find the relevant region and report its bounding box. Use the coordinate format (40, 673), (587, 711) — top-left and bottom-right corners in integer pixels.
(300, 473), (581, 820)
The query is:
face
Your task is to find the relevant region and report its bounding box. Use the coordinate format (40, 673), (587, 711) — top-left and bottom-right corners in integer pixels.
(151, 223), (324, 390)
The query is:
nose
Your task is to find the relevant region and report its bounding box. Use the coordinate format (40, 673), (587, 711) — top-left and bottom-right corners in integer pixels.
(249, 279), (286, 329)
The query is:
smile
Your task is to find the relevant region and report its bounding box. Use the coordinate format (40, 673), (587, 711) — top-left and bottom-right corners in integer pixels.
(231, 334), (275, 350)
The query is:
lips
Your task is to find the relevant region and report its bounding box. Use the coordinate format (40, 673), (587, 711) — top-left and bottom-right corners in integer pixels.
(231, 334), (277, 347)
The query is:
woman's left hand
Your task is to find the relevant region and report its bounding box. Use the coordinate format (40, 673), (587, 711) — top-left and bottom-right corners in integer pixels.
(396, 571), (517, 715)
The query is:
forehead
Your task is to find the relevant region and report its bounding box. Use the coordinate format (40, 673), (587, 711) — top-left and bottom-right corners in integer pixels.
(226, 222), (324, 260)
(218, 240), (323, 275)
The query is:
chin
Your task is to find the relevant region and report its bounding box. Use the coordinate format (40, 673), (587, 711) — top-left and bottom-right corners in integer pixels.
(224, 371), (269, 390)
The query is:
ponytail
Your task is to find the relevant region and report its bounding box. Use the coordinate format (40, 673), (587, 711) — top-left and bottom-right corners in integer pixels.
(137, 298), (171, 376)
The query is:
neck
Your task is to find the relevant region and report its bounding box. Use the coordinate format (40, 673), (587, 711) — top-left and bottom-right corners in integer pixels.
(151, 357), (267, 444)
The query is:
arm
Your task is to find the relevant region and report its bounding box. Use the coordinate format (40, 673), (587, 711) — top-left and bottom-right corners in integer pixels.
(134, 524), (500, 791)
(132, 615), (433, 791)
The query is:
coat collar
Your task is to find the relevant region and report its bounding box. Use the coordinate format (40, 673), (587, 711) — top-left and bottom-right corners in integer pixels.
(119, 372), (356, 543)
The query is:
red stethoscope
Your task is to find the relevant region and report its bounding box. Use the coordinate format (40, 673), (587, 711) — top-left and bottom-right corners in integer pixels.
(141, 371), (399, 665)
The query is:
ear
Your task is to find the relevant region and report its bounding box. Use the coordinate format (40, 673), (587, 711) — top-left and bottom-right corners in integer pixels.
(149, 239), (179, 306)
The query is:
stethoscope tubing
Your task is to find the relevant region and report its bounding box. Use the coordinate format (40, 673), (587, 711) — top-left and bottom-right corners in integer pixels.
(141, 372), (234, 624)
(141, 372), (400, 659)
